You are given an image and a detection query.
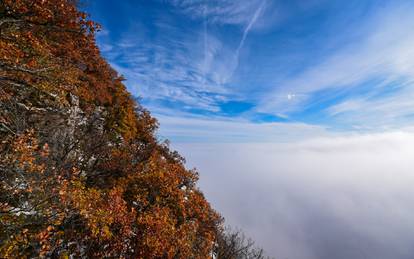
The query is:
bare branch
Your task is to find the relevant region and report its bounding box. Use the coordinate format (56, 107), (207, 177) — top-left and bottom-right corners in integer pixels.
(0, 122), (16, 135)
(0, 61), (52, 75)
(0, 18), (23, 27)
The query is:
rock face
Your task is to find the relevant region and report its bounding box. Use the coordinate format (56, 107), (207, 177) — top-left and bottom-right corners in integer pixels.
(0, 1), (221, 258)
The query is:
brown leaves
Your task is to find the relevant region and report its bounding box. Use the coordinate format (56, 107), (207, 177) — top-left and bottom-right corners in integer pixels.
(1, 0), (221, 258)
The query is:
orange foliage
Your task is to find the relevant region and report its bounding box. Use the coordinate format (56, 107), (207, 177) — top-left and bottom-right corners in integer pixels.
(0, 0), (221, 258)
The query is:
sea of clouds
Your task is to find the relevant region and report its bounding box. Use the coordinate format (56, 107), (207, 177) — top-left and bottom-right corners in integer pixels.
(173, 131), (414, 259)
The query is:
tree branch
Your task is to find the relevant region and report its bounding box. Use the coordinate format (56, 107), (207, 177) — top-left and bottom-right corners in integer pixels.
(0, 61), (52, 75)
(0, 122), (16, 135)
(0, 18), (23, 27)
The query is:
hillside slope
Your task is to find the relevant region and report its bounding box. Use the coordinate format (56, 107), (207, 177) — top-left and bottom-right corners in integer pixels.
(0, 1), (221, 257)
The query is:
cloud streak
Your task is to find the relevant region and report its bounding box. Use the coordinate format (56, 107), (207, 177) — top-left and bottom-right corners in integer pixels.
(230, 0), (267, 80)
(235, 0), (266, 57)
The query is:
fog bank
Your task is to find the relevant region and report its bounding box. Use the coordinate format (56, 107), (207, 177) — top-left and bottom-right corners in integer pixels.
(174, 131), (414, 259)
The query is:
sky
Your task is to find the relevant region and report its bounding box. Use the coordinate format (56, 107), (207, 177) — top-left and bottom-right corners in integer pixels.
(85, 1), (414, 258)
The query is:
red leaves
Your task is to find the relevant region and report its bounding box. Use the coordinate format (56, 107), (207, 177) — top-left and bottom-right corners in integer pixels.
(1, 0), (221, 258)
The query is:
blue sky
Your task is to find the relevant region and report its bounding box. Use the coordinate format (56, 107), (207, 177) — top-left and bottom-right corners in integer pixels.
(85, 0), (414, 142)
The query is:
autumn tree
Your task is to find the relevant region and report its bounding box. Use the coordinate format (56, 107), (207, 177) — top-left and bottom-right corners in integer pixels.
(0, 0), (222, 258)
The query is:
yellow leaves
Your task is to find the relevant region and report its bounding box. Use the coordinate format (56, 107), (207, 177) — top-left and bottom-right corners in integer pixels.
(0, 239), (19, 258)
(59, 252), (69, 259)
(102, 225), (112, 239)
(1, 0), (220, 257)
(135, 207), (177, 257)
(64, 181), (135, 241)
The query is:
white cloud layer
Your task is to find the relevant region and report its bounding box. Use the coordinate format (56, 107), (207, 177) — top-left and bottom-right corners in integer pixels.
(173, 131), (414, 259)
(156, 114), (329, 142)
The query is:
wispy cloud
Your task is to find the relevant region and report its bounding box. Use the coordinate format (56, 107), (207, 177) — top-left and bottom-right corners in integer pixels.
(93, 0), (414, 132)
(326, 79), (414, 128)
(95, 0), (273, 116)
(258, 2), (414, 128)
(168, 0), (267, 26)
(97, 23), (231, 112)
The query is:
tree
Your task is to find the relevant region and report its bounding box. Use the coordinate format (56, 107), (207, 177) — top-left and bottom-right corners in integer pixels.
(0, 1), (221, 257)
(214, 227), (271, 259)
